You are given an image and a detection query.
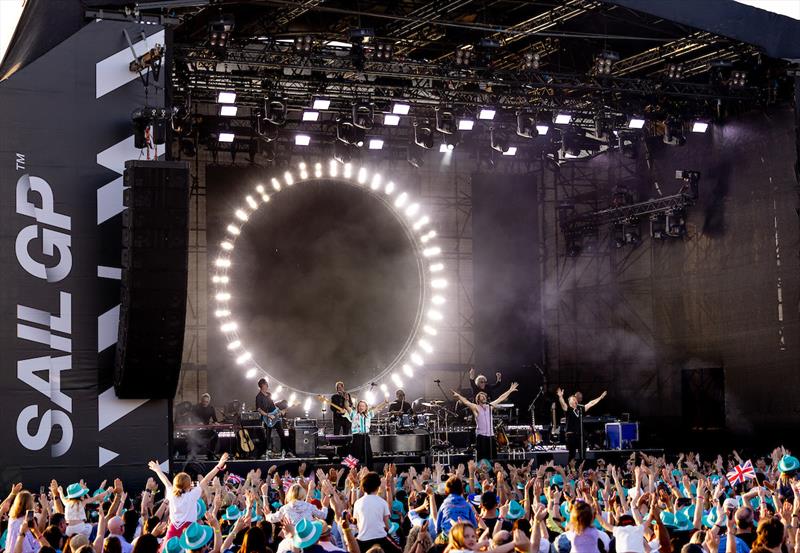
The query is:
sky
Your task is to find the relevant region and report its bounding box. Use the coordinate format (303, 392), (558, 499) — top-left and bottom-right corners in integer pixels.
(734, 0), (800, 20)
(0, 0), (25, 63)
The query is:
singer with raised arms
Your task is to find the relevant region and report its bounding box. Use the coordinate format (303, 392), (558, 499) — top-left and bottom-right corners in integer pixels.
(452, 381), (519, 461)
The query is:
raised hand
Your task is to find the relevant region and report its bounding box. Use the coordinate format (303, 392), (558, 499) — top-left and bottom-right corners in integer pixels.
(556, 388), (564, 397)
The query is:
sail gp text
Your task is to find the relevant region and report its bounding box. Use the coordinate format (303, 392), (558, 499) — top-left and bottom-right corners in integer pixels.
(14, 166), (74, 457)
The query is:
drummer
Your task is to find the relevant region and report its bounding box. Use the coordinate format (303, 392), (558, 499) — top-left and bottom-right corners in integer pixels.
(388, 389), (413, 417)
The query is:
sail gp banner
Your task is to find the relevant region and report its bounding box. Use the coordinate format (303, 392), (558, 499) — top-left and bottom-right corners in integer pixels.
(0, 20), (170, 487)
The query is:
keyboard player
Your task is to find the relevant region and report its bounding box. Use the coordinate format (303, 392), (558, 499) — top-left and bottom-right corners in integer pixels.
(190, 393), (219, 457)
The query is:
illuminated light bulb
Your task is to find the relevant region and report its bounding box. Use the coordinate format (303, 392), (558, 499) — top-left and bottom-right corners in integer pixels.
(215, 292), (231, 301)
(410, 352), (424, 366)
(221, 321), (238, 332)
(391, 373), (403, 387)
(214, 309), (230, 318)
(357, 167), (368, 184)
(236, 351), (252, 364)
(246, 368), (258, 379)
(429, 263), (444, 272)
(365, 390), (376, 404)
(423, 325), (438, 336)
(215, 258), (231, 268)
(394, 192), (408, 208)
(431, 278), (448, 289)
(418, 339), (433, 353)
(255, 184), (265, 194)
(227, 225), (240, 236)
(423, 246), (441, 257)
(402, 364), (414, 377)
(221, 241), (233, 251)
(226, 340), (241, 350)
(385, 181), (395, 195)
(276, 385), (284, 394)
(289, 392), (297, 405)
(271, 178), (281, 191)
(370, 174), (382, 190)
(219, 276), (229, 284)
(427, 309), (443, 321)
(261, 194), (270, 203)
(303, 397), (312, 412)
(298, 162), (307, 171)
(343, 163), (353, 179)
(413, 216), (430, 230)
(380, 384), (388, 393)
(329, 160), (339, 177)
(314, 163), (322, 178)
(284, 172), (294, 186)
(432, 295), (446, 305)
(246, 196), (258, 210)
(300, 170), (309, 180)
(405, 203), (420, 217)
(421, 230), (437, 243)
(384, 390), (390, 398)
(235, 209), (248, 222)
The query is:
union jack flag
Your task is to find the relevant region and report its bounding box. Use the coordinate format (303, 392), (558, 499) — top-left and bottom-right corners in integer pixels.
(341, 455), (360, 469)
(226, 474), (245, 486)
(282, 476), (295, 492)
(727, 459), (756, 485)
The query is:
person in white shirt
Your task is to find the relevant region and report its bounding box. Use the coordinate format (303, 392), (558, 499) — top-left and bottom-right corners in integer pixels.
(266, 484), (327, 524)
(353, 472), (399, 553)
(148, 452), (229, 542)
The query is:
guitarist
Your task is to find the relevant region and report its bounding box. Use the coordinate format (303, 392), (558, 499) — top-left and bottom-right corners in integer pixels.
(452, 382), (518, 462)
(331, 381), (353, 435)
(256, 378), (290, 457)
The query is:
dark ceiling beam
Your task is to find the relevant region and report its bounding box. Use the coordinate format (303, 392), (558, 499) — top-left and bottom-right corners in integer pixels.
(600, 0), (800, 59)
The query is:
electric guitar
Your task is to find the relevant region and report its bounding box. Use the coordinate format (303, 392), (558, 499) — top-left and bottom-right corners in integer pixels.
(315, 394), (348, 415)
(261, 407), (286, 428)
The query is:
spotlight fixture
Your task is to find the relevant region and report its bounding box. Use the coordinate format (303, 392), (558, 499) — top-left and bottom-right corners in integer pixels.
(490, 127), (510, 153)
(217, 91), (236, 104)
(264, 98), (287, 126)
(293, 34), (313, 54)
(295, 134), (311, 146)
(392, 102), (410, 115)
(666, 62), (684, 80)
(691, 120), (709, 133)
(302, 110), (320, 122)
(502, 146), (517, 156)
(593, 51), (619, 75)
(208, 15), (234, 49)
(442, 133), (460, 151)
(454, 49), (473, 66)
(522, 51), (541, 70)
(220, 105), (237, 117)
(516, 109), (538, 138)
(439, 143), (452, 153)
(435, 107), (456, 135)
(627, 116), (645, 129)
(457, 118), (474, 131)
(312, 97), (330, 110)
(373, 42), (394, 61)
(730, 70), (747, 88)
(663, 117), (686, 146)
(383, 114), (400, 126)
(554, 113), (572, 125)
(333, 140), (354, 164)
(218, 132), (235, 143)
(478, 108), (496, 120)
(336, 118), (365, 147)
(352, 101), (374, 130)
(368, 138), (384, 150)
(413, 120), (434, 149)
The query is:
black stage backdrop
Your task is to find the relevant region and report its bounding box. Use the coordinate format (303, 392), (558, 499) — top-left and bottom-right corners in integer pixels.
(0, 21), (170, 487)
(541, 108), (800, 448)
(472, 173), (544, 402)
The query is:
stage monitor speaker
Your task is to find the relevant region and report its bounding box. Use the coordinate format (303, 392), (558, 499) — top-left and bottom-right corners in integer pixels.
(295, 426), (318, 457)
(115, 160), (190, 399)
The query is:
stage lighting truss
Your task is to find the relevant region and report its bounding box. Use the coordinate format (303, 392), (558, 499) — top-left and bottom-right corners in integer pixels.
(211, 161), (447, 404)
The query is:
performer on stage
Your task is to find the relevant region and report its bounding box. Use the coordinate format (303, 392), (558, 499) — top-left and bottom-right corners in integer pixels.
(556, 388), (607, 461)
(343, 398), (388, 469)
(468, 366), (504, 401)
(191, 393), (218, 424)
(388, 389), (413, 417)
(331, 381), (353, 435)
(452, 382), (518, 461)
(255, 378), (290, 457)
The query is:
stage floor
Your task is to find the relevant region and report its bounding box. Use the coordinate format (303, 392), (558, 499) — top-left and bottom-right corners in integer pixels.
(172, 447), (664, 475)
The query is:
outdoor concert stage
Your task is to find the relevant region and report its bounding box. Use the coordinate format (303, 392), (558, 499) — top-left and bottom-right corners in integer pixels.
(173, 447), (665, 476)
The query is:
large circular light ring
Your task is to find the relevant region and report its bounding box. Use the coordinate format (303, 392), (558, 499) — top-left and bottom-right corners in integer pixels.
(211, 160), (447, 407)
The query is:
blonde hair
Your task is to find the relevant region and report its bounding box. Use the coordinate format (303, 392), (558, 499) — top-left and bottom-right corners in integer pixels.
(447, 522), (475, 551)
(286, 484), (306, 503)
(172, 473), (192, 496)
(10, 490), (33, 519)
(570, 501), (594, 534)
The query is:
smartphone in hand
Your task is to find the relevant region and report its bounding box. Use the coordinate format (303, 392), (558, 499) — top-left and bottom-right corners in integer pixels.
(26, 509), (35, 526)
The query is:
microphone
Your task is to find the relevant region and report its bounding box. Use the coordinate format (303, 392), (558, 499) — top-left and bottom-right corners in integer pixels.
(370, 382), (376, 387)
(433, 379), (441, 384)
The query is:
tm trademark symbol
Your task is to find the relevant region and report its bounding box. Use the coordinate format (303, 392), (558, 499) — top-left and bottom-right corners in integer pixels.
(15, 153), (25, 170)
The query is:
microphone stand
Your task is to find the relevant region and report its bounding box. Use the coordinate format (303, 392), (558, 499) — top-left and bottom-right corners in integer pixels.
(433, 379), (452, 465)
